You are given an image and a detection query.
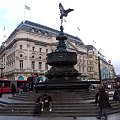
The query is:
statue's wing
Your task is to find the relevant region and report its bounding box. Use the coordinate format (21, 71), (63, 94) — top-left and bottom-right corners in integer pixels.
(59, 3), (64, 13)
(65, 8), (74, 14)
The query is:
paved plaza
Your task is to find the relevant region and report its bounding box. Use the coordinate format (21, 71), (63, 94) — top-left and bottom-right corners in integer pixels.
(0, 113), (120, 120)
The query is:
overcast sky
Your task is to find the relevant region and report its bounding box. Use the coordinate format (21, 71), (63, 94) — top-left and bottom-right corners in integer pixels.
(0, 0), (120, 74)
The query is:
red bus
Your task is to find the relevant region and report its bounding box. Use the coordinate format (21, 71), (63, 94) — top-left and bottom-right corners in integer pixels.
(0, 79), (27, 93)
(0, 79), (11, 93)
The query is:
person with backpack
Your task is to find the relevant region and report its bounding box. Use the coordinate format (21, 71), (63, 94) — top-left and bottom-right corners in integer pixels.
(34, 73), (40, 84)
(95, 84), (110, 120)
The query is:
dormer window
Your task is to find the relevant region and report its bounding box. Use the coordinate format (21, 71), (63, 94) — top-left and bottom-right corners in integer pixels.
(31, 28), (35, 32)
(44, 31), (48, 35)
(38, 30), (42, 34)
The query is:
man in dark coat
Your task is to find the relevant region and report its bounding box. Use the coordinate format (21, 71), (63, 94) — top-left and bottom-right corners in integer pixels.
(11, 83), (16, 96)
(95, 84), (109, 120)
(27, 73), (34, 91)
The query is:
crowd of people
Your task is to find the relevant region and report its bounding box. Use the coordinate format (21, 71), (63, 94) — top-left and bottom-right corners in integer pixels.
(27, 73), (44, 92)
(10, 73), (45, 96)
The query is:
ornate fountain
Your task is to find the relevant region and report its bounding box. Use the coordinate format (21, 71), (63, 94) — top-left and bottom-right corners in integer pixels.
(35, 3), (90, 91)
(45, 3), (79, 83)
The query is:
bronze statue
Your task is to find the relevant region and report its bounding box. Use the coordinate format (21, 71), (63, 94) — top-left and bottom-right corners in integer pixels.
(59, 3), (74, 26)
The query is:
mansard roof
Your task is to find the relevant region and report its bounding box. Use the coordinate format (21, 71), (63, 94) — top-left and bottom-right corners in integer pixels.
(7, 20), (85, 46)
(86, 45), (94, 50)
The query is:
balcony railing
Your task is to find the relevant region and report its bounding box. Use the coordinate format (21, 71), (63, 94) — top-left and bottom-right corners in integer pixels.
(4, 69), (46, 75)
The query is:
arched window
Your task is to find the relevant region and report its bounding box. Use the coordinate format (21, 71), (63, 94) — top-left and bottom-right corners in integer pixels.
(38, 30), (42, 34)
(18, 76), (24, 80)
(31, 28), (35, 32)
(20, 54), (23, 57)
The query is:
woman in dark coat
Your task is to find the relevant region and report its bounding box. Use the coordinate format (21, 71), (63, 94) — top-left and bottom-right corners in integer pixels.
(11, 83), (16, 96)
(95, 85), (109, 120)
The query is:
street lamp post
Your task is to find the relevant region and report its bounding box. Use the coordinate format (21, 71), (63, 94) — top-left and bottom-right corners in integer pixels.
(98, 54), (101, 84)
(0, 67), (4, 79)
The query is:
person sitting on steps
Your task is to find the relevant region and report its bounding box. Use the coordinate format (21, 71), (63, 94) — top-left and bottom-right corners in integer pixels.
(34, 96), (42, 115)
(41, 94), (52, 112)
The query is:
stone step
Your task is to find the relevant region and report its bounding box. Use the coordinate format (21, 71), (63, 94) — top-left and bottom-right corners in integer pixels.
(0, 103), (120, 116)
(0, 89), (119, 117)
(8, 90), (114, 102)
(0, 100), (8, 108)
(0, 108), (120, 117)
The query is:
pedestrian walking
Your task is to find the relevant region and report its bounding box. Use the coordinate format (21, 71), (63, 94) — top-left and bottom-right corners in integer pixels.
(27, 73), (34, 92)
(95, 84), (109, 120)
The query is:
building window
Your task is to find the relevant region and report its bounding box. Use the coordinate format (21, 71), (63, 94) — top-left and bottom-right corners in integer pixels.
(19, 60), (23, 69)
(20, 54), (23, 57)
(32, 47), (35, 51)
(44, 31), (48, 35)
(87, 60), (93, 65)
(90, 74), (93, 79)
(46, 49), (48, 53)
(31, 28), (35, 32)
(45, 64), (48, 70)
(87, 67), (94, 72)
(32, 55), (34, 58)
(20, 45), (22, 49)
(18, 76), (24, 80)
(31, 61), (35, 69)
(39, 48), (42, 52)
(38, 30), (42, 34)
(88, 55), (92, 58)
(79, 67), (81, 72)
(38, 62), (42, 69)
(82, 67), (84, 73)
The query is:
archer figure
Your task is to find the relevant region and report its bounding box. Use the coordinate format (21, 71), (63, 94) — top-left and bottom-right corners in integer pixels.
(59, 3), (74, 26)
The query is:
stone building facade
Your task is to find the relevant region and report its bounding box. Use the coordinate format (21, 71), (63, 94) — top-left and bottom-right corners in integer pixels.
(0, 21), (115, 82)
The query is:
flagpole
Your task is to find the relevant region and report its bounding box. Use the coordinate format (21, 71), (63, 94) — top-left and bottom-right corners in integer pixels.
(24, 4), (30, 22)
(93, 40), (96, 47)
(24, 4), (25, 22)
(3, 26), (5, 42)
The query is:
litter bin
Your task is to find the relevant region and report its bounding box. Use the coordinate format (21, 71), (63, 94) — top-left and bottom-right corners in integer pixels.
(0, 92), (2, 98)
